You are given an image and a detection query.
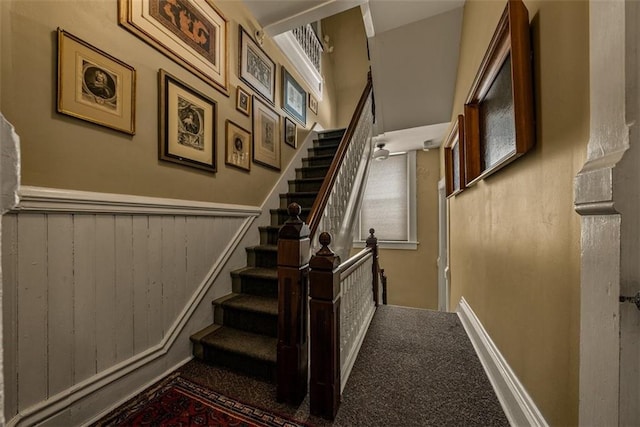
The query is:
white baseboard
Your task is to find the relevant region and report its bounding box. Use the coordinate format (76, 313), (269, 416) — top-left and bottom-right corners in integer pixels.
(457, 297), (548, 427)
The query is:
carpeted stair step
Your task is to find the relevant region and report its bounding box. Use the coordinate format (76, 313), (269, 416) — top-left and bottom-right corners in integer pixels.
(280, 192), (318, 209)
(270, 207), (311, 225)
(307, 144), (340, 157)
(258, 225), (281, 245)
(288, 177), (325, 193)
(317, 128), (346, 140)
(212, 293), (278, 337)
(296, 165), (330, 179)
(246, 244), (277, 268)
(231, 266), (278, 298)
(312, 138), (341, 149)
(191, 325), (277, 381)
(302, 154), (335, 168)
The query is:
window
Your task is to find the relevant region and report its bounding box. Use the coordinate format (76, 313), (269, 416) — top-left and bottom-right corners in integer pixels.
(355, 151), (418, 249)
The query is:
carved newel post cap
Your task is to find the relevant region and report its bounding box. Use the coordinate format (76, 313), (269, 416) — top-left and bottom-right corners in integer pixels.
(316, 232), (335, 257)
(366, 228), (377, 247)
(288, 202), (302, 219)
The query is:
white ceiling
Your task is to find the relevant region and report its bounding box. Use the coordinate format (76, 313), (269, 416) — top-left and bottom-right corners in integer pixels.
(242, 0), (465, 153)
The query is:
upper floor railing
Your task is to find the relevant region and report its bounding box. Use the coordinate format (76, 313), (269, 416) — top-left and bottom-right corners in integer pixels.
(291, 24), (323, 73)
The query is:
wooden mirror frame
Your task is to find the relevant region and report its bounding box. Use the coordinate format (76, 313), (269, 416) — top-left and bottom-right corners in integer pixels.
(464, 0), (534, 186)
(444, 115), (466, 198)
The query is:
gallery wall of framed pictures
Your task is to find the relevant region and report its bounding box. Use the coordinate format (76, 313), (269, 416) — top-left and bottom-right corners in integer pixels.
(53, 0), (323, 182)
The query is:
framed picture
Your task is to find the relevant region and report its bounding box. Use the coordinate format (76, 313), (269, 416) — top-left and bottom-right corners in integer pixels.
(159, 69), (217, 173)
(118, 0), (228, 95)
(57, 28), (135, 135)
(282, 67), (306, 126)
(236, 86), (251, 116)
(444, 115), (465, 198)
(225, 120), (251, 171)
(284, 117), (297, 148)
(308, 93), (318, 115)
(239, 25), (276, 105)
(463, 0), (534, 186)
(252, 96), (281, 170)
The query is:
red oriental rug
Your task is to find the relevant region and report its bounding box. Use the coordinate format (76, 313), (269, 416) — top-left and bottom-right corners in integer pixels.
(94, 374), (308, 427)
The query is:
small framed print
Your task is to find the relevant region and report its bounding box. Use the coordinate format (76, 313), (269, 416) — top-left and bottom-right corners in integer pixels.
(282, 67), (306, 126)
(57, 28), (135, 135)
(236, 86), (251, 116)
(308, 94), (318, 115)
(252, 96), (281, 170)
(284, 117), (297, 148)
(239, 25), (276, 105)
(159, 69), (217, 173)
(225, 120), (251, 171)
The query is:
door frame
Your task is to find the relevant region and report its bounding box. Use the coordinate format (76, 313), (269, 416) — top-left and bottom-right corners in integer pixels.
(575, 0), (639, 424)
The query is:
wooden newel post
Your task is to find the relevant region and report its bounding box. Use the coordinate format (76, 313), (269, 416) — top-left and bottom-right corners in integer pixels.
(366, 228), (380, 306)
(309, 232), (342, 419)
(277, 203), (310, 404)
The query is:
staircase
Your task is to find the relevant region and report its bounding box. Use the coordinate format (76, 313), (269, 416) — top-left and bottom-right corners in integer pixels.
(190, 128), (346, 381)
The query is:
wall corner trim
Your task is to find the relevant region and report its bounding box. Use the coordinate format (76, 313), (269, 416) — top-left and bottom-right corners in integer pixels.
(456, 297), (548, 427)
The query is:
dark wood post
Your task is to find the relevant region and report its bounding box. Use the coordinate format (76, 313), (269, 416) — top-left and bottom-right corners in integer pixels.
(366, 228), (380, 306)
(309, 232), (341, 419)
(277, 203), (310, 404)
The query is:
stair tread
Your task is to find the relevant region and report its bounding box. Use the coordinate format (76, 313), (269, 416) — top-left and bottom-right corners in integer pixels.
(281, 191), (318, 197)
(302, 154), (335, 160)
(201, 326), (277, 363)
(288, 177), (325, 183)
(247, 244), (277, 252)
(217, 293), (278, 316)
(232, 266), (277, 279)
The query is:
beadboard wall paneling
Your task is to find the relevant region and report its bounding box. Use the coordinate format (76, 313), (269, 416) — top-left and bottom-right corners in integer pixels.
(3, 190), (259, 425)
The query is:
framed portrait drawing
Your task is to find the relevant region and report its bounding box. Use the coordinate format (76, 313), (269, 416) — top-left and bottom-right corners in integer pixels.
(118, 0), (229, 95)
(159, 69), (217, 173)
(282, 67), (306, 126)
(239, 25), (276, 105)
(463, 0), (534, 186)
(57, 28), (135, 135)
(236, 86), (251, 116)
(252, 96), (280, 170)
(444, 115), (465, 198)
(308, 93), (318, 115)
(225, 120), (251, 171)
(284, 117), (297, 148)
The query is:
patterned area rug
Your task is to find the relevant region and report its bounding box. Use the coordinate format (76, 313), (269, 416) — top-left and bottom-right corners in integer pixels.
(94, 373), (307, 427)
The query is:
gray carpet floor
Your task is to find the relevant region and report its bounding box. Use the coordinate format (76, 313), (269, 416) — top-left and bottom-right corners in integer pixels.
(179, 305), (509, 426)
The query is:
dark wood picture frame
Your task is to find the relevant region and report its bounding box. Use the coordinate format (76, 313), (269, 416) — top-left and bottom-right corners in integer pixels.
(444, 115), (466, 198)
(225, 119), (251, 171)
(282, 67), (306, 126)
(463, 0), (534, 186)
(284, 116), (297, 148)
(236, 86), (251, 116)
(158, 69), (217, 173)
(239, 25), (276, 105)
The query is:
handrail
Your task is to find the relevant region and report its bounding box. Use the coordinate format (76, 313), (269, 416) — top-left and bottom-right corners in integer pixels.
(307, 74), (374, 239)
(339, 247), (372, 278)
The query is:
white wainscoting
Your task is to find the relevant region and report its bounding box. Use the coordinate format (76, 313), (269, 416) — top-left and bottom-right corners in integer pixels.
(457, 297), (548, 427)
(3, 187), (260, 426)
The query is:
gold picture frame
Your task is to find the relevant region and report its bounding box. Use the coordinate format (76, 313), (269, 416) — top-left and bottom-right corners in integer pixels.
(225, 120), (251, 171)
(57, 28), (136, 135)
(118, 0), (229, 95)
(236, 86), (251, 116)
(159, 69), (217, 173)
(252, 96), (281, 170)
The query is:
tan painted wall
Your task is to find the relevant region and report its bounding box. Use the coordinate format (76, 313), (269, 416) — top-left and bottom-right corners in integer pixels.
(381, 149), (440, 309)
(322, 7), (370, 128)
(0, 0), (337, 205)
(445, 1), (588, 425)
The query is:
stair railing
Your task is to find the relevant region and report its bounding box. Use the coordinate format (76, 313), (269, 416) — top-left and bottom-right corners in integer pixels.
(308, 230), (381, 419)
(306, 74), (375, 261)
(277, 74), (375, 405)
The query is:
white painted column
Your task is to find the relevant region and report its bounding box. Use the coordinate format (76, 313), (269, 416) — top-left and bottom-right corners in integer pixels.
(0, 113), (21, 426)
